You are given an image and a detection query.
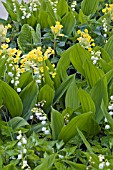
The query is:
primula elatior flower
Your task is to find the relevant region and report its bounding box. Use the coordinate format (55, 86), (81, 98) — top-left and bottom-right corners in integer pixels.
(1, 43), (8, 49)
(102, 3), (113, 20)
(77, 29), (95, 52)
(51, 21), (64, 37)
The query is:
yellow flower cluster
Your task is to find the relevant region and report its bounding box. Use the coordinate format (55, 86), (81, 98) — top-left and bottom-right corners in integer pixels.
(51, 21), (64, 37)
(77, 29), (95, 52)
(102, 4), (113, 20)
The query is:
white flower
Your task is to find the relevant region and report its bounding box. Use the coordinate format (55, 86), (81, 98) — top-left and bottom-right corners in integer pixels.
(17, 134), (22, 140)
(15, 81), (19, 86)
(33, 8), (37, 11)
(41, 120), (46, 125)
(42, 116), (47, 120)
(58, 154), (64, 159)
(99, 162), (104, 169)
(17, 154), (22, 159)
(98, 154), (104, 162)
(22, 137), (27, 144)
(30, 115), (33, 119)
(11, 79), (14, 84)
(93, 60), (97, 65)
(36, 79), (41, 84)
(108, 105), (113, 110)
(106, 161), (110, 167)
(22, 16), (25, 19)
(8, 72), (14, 77)
(104, 117), (108, 122)
(105, 124), (110, 130)
(23, 148), (27, 154)
(17, 141), (22, 146)
(17, 88), (21, 92)
(45, 130), (50, 135)
(109, 111), (113, 116)
(23, 160), (27, 166)
(110, 95), (113, 100)
(42, 127), (46, 131)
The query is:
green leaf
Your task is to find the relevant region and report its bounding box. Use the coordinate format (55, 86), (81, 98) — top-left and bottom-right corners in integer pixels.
(27, 15), (37, 27)
(34, 154), (56, 170)
(19, 71), (33, 89)
(38, 84), (54, 113)
(0, 80), (23, 117)
(19, 80), (38, 116)
(70, 44), (91, 76)
(104, 35), (113, 59)
(101, 100), (113, 130)
(77, 128), (93, 153)
(8, 117), (29, 130)
(81, 0), (99, 16)
(61, 11), (75, 35)
(51, 108), (64, 140)
(90, 78), (108, 122)
(17, 24), (33, 53)
(30, 25), (41, 46)
(65, 80), (80, 110)
(58, 112), (100, 143)
(0, 155), (3, 169)
(53, 74), (75, 105)
(78, 9), (89, 24)
(36, 24), (41, 44)
(57, 0), (68, 18)
(0, 58), (7, 78)
(3, 164), (18, 170)
(54, 162), (66, 170)
(78, 88), (95, 113)
(63, 160), (86, 170)
(83, 59), (105, 87)
(39, 11), (50, 29)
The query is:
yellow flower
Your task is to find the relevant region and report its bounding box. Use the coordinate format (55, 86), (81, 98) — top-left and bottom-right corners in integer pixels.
(1, 43), (8, 49)
(91, 43), (95, 47)
(0, 50), (2, 55)
(21, 68), (25, 73)
(84, 29), (88, 33)
(88, 47), (92, 52)
(5, 38), (10, 43)
(43, 56), (48, 60)
(102, 8), (107, 13)
(38, 56), (43, 62)
(52, 72), (56, 78)
(77, 30), (81, 34)
(40, 67), (44, 73)
(5, 24), (12, 29)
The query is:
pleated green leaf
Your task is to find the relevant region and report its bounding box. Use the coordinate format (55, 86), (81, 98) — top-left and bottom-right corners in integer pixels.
(104, 35), (113, 59)
(57, 0), (68, 18)
(65, 80), (80, 110)
(1, 81), (23, 117)
(58, 112), (100, 143)
(81, 0), (99, 16)
(78, 88), (95, 113)
(51, 108), (64, 140)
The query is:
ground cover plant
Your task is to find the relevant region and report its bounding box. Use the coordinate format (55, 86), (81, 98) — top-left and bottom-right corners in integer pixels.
(1, 0), (113, 169)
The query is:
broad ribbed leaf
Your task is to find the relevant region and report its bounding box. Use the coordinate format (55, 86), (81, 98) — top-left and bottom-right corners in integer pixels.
(19, 80), (38, 116)
(0, 58), (7, 78)
(78, 88), (95, 113)
(90, 78), (108, 122)
(83, 60), (105, 87)
(53, 74), (75, 105)
(19, 71), (33, 89)
(38, 84), (54, 113)
(104, 35), (113, 59)
(61, 12), (75, 35)
(51, 108), (64, 140)
(8, 117), (29, 130)
(64, 160), (86, 170)
(70, 44), (91, 76)
(65, 80), (80, 110)
(58, 112), (100, 143)
(57, 0), (68, 18)
(1, 81), (23, 117)
(34, 154), (55, 170)
(81, 0), (99, 16)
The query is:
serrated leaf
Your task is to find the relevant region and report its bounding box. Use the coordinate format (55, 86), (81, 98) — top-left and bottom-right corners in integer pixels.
(51, 108), (64, 140)
(58, 112), (100, 143)
(65, 80), (80, 110)
(19, 80), (38, 116)
(78, 88), (95, 113)
(81, 0), (99, 16)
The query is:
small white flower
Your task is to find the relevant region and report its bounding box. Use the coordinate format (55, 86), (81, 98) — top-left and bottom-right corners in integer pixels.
(36, 79), (41, 84)
(110, 96), (113, 100)
(98, 154), (104, 162)
(42, 127), (46, 131)
(93, 60), (97, 65)
(45, 130), (50, 135)
(42, 116), (47, 120)
(30, 115), (33, 119)
(41, 120), (46, 125)
(99, 162), (104, 169)
(9, 64), (13, 67)
(58, 154), (64, 159)
(39, 117), (43, 120)
(108, 105), (113, 110)
(105, 124), (110, 130)
(109, 111), (113, 116)
(22, 16), (25, 19)
(33, 8), (37, 11)
(8, 72), (13, 77)
(35, 112), (42, 116)
(17, 141), (22, 146)
(15, 81), (19, 86)
(17, 134), (22, 140)
(23, 148), (27, 154)
(23, 160), (27, 166)
(17, 154), (22, 159)
(106, 161), (110, 167)
(22, 137), (27, 144)
(17, 88), (21, 92)
(104, 117), (108, 122)
(11, 79), (14, 84)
